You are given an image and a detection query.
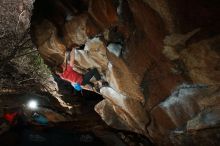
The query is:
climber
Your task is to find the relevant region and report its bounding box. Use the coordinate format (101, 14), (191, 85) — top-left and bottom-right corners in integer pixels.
(56, 47), (103, 92)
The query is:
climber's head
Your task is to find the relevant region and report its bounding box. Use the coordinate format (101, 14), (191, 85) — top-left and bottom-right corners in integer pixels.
(55, 63), (66, 74)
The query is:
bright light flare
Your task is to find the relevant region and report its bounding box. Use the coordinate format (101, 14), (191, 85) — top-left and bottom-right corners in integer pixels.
(27, 100), (38, 110)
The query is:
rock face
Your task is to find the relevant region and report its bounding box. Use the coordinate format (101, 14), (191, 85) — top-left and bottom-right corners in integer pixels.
(0, 0), (72, 113)
(31, 0), (220, 145)
(0, 0), (35, 92)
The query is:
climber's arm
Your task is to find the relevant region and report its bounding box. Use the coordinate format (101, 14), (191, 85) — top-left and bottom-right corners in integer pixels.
(69, 47), (75, 67)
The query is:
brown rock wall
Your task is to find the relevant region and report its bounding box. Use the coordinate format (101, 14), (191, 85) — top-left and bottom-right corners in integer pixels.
(31, 0), (220, 145)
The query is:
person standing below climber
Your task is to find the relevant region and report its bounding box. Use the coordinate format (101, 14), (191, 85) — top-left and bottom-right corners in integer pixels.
(56, 47), (102, 92)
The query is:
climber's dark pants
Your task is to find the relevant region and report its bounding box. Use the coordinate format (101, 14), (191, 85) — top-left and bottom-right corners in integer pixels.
(81, 68), (101, 86)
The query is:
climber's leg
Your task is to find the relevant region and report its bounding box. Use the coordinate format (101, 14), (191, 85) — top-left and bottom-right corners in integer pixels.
(81, 68), (101, 85)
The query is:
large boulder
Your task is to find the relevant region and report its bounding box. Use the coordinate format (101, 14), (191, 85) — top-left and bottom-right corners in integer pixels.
(31, 0), (220, 145)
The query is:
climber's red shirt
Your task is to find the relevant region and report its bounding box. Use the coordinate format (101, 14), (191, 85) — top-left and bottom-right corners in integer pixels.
(59, 65), (83, 84)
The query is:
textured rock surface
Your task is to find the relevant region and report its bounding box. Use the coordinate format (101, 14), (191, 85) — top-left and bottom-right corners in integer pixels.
(32, 20), (66, 67)
(31, 0), (220, 145)
(0, 0), (72, 112)
(97, 87), (149, 135)
(0, 0), (36, 92)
